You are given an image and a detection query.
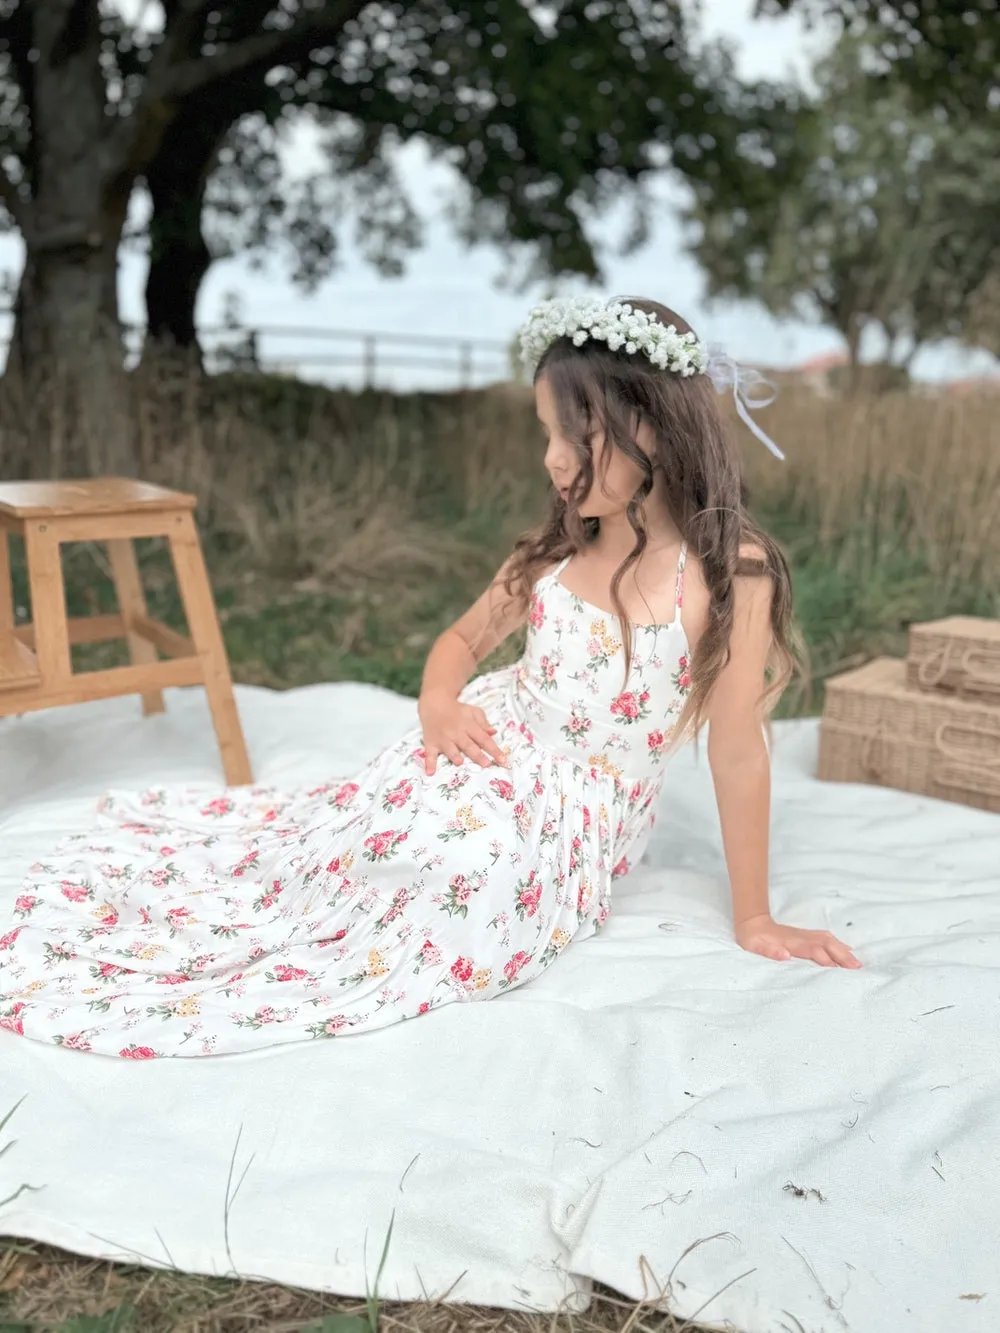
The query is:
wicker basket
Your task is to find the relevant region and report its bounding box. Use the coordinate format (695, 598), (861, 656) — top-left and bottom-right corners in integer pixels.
(907, 616), (1000, 704)
(818, 656), (1000, 814)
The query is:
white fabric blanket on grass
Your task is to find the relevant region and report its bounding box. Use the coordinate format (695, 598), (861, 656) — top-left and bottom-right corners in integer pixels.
(1, 683), (997, 1333)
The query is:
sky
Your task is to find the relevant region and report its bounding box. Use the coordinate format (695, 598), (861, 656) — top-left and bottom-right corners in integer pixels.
(1, 0), (997, 389)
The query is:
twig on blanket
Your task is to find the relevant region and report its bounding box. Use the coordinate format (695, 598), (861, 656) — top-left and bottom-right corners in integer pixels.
(223, 1123), (257, 1280)
(398, 1153), (420, 1193)
(641, 1190), (693, 1212)
(0, 1097), (44, 1211)
(781, 1235), (851, 1328)
(915, 1004), (956, 1018)
(571, 1137), (603, 1148)
(783, 1182), (827, 1202)
(668, 1150), (708, 1174)
(778, 1311), (809, 1333)
(931, 1150), (946, 1182)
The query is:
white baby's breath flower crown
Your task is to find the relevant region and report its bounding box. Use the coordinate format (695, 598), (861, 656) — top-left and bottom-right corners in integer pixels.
(519, 297), (708, 377)
(517, 295), (786, 461)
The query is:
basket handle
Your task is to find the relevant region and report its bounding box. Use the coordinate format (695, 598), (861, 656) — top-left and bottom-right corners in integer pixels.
(958, 647), (1000, 696)
(934, 721), (1000, 769)
(916, 641), (1000, 695)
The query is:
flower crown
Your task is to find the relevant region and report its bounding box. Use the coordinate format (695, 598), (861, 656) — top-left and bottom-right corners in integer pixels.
(517, 295), (786, 461)
(519, 297), (708, 377)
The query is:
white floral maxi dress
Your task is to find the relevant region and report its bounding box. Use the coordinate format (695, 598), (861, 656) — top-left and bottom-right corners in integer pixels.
(1, 549), (692, 1059)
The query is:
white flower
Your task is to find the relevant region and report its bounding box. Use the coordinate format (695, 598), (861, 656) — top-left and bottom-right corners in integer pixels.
(518, 296), (708, 378)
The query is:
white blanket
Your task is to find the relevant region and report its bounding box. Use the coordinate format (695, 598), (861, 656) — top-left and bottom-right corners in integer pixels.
(1, 684), (997, 1332)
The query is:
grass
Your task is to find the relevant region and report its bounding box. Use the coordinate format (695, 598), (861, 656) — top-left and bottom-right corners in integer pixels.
(2, 365), (1000, 1330)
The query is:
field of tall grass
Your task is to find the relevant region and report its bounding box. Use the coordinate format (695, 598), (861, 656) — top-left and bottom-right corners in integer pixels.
(2, 364), (1000, 1331)
(3, 362), (998, 714)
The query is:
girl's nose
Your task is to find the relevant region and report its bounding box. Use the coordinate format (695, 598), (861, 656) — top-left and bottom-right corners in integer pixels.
(545, 435), (574, 475)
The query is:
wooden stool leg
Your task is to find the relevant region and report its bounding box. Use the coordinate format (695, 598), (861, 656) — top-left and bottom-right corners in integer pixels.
(0, 529), (14, 632)
(23, 521), (71, 683)
(106, 537), (165, 716)
(168, 513), (252, 785)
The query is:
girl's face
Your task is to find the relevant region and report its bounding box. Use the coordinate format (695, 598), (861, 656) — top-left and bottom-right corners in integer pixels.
(535, 373), (652, 519)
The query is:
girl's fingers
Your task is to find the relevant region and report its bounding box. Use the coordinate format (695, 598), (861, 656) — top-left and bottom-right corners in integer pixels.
(424, 746), (438, 776)
(461, 732), (493, 768)
(444, 744), (464, 766)
(470, 727), (507, 767)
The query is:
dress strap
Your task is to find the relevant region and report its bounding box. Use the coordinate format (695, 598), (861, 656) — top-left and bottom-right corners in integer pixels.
(549, 554), (573, 582)
(673, 541), (688, 619)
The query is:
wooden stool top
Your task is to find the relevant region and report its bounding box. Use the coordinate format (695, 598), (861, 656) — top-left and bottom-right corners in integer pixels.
(0, 478), (197, 520)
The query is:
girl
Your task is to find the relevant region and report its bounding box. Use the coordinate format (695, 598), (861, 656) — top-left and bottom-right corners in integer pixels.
(0, 296), (860, 1061)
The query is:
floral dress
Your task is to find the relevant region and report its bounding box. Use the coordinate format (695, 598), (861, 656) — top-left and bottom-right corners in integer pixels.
(0, 547), (692, 1059)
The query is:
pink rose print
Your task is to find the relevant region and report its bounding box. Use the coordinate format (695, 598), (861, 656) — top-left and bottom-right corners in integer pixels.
(119, 1045), (158, 1059)
(451, 956), (474, 984)
(383, 779), (414, 810)
(160, 846), (176, 856)
(0, 1003), (25, 1036)
(515, 877), (542, 919)
(271, 964), (308, 982)
(166, 906), (194, 928)
(672, 654), (692, 692)
(528, 593), (545, 630)
(612, 856), (630, 879)
(156, 973), (193, 986)
(256, 1006), (277, 1024)
(231, 849), (260, 878)
(363, 829), (409, 862)
(60, 882), (91, 903)
(59, 1033), (93, 1052)
(333, 782), (360, 808)
(503, 951), (531, 984)
(201, 797), (235, 817)
(14, 894), (39, 917)
(418, 1002), (431, 1015)
(489, 778), (515, 802)
(610, 689), (651, 724)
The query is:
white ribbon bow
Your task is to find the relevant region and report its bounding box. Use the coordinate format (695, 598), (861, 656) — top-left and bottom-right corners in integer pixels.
(704, 349), (785, 461)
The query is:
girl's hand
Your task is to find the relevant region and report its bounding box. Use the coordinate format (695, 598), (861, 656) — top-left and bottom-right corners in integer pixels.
(735, 914), (862, 969)
(418, 691), (508, 776)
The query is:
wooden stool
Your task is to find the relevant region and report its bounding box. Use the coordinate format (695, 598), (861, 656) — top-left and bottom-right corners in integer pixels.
(0, 478), (252, 785)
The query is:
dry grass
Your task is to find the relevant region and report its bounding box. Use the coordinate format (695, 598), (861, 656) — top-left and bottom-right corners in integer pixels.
(1, 363), (999, 1330)
(0, 1236), (747, 1333)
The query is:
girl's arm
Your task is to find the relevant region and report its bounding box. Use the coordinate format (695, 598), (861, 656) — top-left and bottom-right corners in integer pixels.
(705, 545), (862, 969)
(704, 547), (775, 928)
(418, 558), (533, 775)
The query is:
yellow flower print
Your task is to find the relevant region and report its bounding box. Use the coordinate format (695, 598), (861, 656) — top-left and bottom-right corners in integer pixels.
(586, 754), (623, 780)
(456, 805), (487, 833)
(550, 928), (570, 952)
(340, 850), (355, 872)
(366, 948), (389, 978)
(136, 945), (164, 961)
(472, 968), (492, 990)
(175, 995), (201, 1018)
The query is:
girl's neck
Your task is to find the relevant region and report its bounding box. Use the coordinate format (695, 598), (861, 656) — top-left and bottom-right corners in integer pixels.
(589, 499), (681, 564)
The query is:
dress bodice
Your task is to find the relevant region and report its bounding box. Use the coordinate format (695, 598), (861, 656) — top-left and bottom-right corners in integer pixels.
(509, 546), (692, 781)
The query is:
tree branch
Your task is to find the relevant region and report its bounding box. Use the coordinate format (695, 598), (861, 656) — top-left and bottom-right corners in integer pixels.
(158, 0), (368, 102)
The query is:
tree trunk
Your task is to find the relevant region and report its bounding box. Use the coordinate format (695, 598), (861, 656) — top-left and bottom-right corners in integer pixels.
(4, 3), (137, 475)
(144, 159), (213, 365)
(143, 95), (248, 367)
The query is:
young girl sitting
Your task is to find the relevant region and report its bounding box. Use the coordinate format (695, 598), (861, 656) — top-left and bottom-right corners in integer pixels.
(0, 295), (861, 1061)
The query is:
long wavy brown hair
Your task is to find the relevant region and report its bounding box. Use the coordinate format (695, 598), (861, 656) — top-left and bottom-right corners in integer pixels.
(500, 296), (807, 744)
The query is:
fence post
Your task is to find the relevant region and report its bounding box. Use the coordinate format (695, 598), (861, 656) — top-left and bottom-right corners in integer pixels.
(363, 334), (377, 388)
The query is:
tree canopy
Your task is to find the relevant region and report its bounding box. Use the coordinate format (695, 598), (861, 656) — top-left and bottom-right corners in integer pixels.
(0, 0), (799, 366)
(684, 27), (1000, 372)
